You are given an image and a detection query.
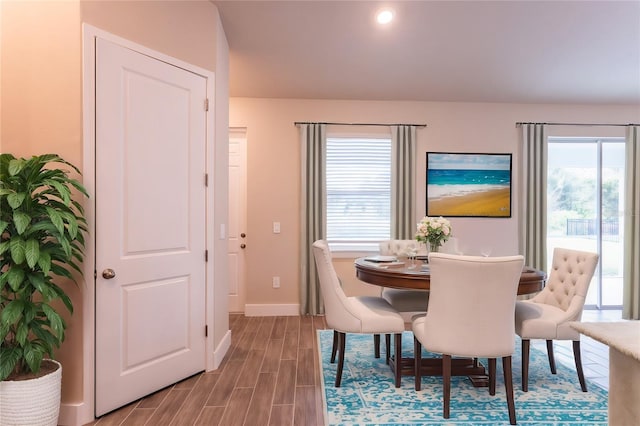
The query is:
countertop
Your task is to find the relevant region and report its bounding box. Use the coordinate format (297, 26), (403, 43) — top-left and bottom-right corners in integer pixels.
(570, 321), (640, 362)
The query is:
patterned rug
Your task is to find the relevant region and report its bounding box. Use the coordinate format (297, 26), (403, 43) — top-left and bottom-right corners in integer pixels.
(317, 330), (608, 425)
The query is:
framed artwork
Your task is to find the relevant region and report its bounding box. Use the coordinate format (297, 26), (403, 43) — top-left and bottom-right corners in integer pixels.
(426, 152), (512, 218)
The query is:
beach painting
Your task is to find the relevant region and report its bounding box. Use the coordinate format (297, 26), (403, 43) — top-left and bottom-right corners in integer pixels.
(426, 152), (512, 217)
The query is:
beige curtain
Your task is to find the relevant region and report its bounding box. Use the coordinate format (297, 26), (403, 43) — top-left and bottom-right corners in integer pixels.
(391, 125), (417, 239)
(623, 125), (640, 319)
(518, 124), (547, 271)
(299, 123), (326, 315)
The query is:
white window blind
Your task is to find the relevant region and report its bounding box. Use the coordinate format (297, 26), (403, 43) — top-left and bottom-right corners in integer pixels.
(326, 137), (391, 251)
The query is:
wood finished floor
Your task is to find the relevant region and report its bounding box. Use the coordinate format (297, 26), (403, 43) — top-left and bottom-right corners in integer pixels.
(87, 310), (620, 426)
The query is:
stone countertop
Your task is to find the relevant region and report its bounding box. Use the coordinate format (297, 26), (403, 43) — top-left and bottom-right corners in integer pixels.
(570, 321), (640, 362)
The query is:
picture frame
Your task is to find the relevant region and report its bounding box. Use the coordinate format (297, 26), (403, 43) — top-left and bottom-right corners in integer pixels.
(426, 152), (512, 218)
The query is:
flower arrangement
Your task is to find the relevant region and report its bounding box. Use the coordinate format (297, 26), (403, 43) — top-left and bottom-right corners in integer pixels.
(415, 216), (452, 252)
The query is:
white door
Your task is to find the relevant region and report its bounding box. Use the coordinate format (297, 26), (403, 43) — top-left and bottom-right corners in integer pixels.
(228, 128), (247, 312)
(94, 38), (207, 416)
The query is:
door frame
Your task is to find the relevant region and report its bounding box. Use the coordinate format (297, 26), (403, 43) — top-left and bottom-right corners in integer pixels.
(75, 24), (216, 425)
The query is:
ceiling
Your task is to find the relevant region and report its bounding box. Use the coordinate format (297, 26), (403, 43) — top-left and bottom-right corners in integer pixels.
(213, 0), (640, 105)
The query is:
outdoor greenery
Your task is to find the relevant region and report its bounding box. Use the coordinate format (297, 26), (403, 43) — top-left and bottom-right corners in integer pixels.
(0, 154), (88, 380)
(547, 167), (621, 236)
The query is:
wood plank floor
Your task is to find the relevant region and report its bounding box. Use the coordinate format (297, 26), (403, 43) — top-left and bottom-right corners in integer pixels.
(87, 310), (619, 426)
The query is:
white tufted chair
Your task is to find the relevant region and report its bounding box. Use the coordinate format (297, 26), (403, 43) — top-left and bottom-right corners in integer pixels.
(378, 240), (430, 318)
(515, 248), (599, 392)
(312, 240), (406, 387)
(373, 240), (431, 361)
(413, 253), (524, 425)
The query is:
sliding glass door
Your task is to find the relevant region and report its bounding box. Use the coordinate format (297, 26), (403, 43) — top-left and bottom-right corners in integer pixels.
(547, 138), (625, 309)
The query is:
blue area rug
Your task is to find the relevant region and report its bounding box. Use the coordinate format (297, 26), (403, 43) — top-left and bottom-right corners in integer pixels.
(318, 330), (608, 425)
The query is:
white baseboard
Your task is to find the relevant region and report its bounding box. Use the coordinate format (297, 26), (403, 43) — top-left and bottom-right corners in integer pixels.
(244, 304), (300, 316)
(211, 329), (232, 370)
(59, 401), (92, 426)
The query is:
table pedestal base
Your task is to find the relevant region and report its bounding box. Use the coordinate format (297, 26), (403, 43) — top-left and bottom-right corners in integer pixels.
(389, 356), (489, 387)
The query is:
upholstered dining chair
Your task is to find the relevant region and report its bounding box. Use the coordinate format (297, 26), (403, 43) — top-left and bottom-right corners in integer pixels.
(312, 240), (406, 387)
(374, 240), (430, 362)
(413, 253), (524, 425)
(378, 240), (430, 319)
(515, 248), (599, 392)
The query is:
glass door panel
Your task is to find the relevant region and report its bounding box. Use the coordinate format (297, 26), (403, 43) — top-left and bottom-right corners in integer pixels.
(600, 142), (625, 306)
(547, 138), (624, 308)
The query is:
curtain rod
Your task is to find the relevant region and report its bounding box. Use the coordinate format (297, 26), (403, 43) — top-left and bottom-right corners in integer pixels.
(516, 121), (639, 127)
(294, 121), (427, 128)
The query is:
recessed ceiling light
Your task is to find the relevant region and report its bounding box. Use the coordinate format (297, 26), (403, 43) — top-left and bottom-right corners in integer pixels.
(376, 8), (394, 25)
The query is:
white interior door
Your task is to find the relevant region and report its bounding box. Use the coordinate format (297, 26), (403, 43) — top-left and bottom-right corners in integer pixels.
(94, 38), (207, 416)
(228, 128), (247, 312)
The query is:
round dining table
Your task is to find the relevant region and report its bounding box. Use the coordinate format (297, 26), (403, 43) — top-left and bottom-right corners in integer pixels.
(355, 257), (546, 295)
(354, 256), (547, 386)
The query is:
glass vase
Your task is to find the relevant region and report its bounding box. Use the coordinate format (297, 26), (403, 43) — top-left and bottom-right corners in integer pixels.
(429, 242), (440, 253)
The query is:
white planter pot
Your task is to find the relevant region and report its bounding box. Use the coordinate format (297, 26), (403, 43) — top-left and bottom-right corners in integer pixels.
(0, 360), (62, 426)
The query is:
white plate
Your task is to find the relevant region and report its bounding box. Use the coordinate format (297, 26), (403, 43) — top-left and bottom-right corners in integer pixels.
(365, 255), (397, 263)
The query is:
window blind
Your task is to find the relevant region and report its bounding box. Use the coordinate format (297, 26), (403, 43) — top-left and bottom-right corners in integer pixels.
(326, 137), (391, 250)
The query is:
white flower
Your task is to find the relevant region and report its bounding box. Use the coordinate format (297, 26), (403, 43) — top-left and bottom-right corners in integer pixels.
(414, 216), (452, 247)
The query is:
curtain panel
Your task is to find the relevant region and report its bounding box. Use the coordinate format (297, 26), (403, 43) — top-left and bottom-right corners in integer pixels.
(518, 124), (547, 271)
(299, 123), (327, 315)
(391, 125), (417, 239)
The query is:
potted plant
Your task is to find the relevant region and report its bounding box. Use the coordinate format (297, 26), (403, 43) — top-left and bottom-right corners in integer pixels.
(0, 154), (88, 426)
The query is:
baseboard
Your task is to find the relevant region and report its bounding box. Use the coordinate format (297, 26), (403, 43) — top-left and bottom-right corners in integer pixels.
(59, 401), (93, 426)
(244, 303), (300, 316)
(211, 329), (232, 370)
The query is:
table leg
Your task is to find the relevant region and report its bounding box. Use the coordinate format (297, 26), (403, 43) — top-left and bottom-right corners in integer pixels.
(389, 356), (489, 387)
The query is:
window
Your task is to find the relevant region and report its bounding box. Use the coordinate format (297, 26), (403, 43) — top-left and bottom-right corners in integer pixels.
(326, 136), (391, 252)
(547, 137), (625, 308)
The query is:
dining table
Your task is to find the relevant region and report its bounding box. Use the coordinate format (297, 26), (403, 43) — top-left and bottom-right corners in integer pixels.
(355, 256), (546, 295)
(354, 256), (547, 387)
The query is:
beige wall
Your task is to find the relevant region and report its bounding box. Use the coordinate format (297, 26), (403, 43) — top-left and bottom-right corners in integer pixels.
(0, 1), (3, 150)
(212, 11), (231, 345)
(229, 97), (639, 303)
(1, 0), (82, 160)
(1, 0), (228, 421)
(80, 0), (218, 72)
(1, 0), (84, 403)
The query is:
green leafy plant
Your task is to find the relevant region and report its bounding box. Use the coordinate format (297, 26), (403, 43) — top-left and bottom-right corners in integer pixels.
(0, 154), (88, 381)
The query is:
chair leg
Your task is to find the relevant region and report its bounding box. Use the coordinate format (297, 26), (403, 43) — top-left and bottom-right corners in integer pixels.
(488, 358), (496, 396)
(331, 330), (338, 363)
(522, 338), (530, 392)
(385, 334), (391, 365)
(335, 332), (346, 387)
(373, 334), (380, 358)
(443, 354), (451, 419)
(394, 333), (402, 388)
(414, 337), (422, 391)
(503, 356), (517, 425)
(573, 340), (588, 392)
(546, 339), (557, 374)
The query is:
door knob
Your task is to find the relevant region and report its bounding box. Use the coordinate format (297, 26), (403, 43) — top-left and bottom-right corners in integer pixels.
(102, 269), (116, 279)
(240, 244), (246, 249)
(241, 233), (246, 238)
